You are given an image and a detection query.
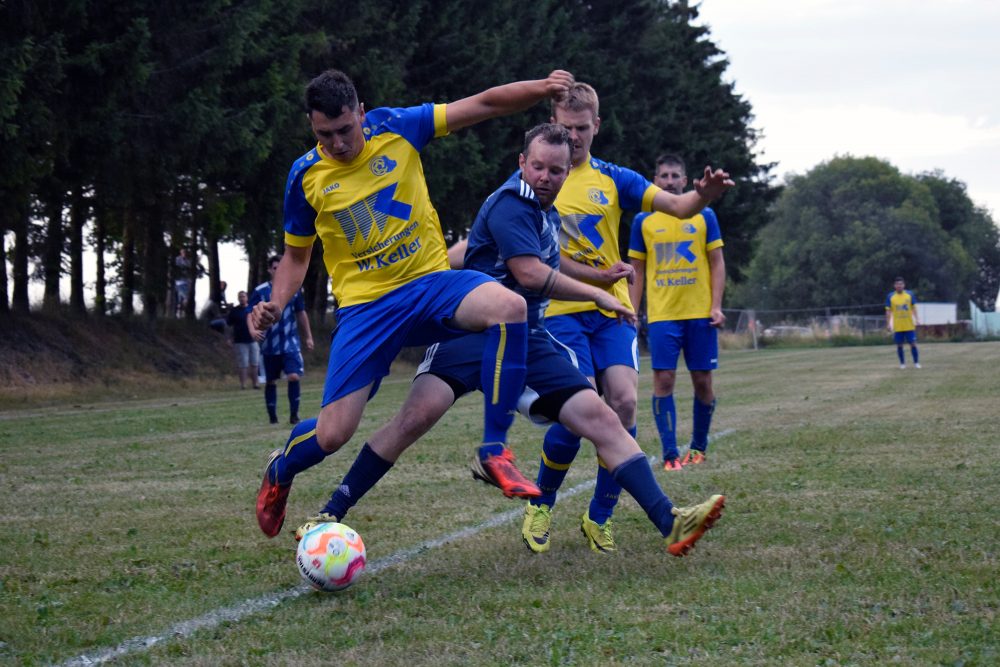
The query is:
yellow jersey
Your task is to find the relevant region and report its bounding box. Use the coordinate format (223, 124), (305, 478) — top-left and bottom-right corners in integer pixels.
(283, 103), (451, 307)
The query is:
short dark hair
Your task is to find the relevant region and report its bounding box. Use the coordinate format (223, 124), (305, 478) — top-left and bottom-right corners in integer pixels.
(268, 255), (282, 267)
(655, 153), (687, 174)
(305, 69), (359, 117)
(522, 123), (572, 160)
(894, 276), (905, 282)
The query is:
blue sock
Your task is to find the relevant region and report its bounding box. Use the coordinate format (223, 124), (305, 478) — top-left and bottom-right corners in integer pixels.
(265, 384), (277, 422)
(912, 346), (919, 364)
(652, 394), (678, 460)
(588, 424), (633, 524)
(611, 454), (675, 537)
(533, 423), (581, 507)
(322, 443), (393, 520)
(691, 397), (716, 452)
(897, 346), (905, 364)
(273, 418), (327, 485)
(480, 322), (527, 453)
(288, 380), (300, 419)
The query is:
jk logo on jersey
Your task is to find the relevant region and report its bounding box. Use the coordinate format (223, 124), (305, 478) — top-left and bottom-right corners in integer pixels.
(560, 213), (605, 249)
(654, 240), (695, 264)
(333, 182), (412, 244)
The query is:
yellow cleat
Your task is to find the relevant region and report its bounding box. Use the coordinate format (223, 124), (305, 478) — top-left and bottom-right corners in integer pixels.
(665, 494), (725, 557)
(580, 513), (616, 553)
(521, 503), (553, 553)
(294, 512), (339, 542)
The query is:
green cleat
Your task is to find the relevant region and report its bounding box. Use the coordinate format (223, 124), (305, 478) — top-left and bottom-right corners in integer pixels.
(294, 512), (339, 542)
(580, 513), (616, 553)
(665, 494), (725, 557)
(521, 503), (553, 553)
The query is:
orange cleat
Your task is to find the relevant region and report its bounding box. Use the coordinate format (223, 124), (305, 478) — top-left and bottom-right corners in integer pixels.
(256, 448), (291, 537)
(680, 449), (706, 466)
(470, 447), (541, 499)
(663, 458), (684, 472)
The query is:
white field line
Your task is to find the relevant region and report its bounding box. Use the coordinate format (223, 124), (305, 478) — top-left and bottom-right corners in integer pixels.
(58, 429), (735, 666)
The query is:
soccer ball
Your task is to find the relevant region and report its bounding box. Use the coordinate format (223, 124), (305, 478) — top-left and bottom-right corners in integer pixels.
(296, 522), (367, 592)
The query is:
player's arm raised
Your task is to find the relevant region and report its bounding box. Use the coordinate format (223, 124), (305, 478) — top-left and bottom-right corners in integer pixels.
(250, 245), (312, 332)
(444, 70), (574, 133)
(506, 255), (636, 325)
(651, 166), (735, 219)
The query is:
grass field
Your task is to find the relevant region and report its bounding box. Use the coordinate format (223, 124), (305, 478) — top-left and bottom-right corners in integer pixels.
(1, 342), (998, 666)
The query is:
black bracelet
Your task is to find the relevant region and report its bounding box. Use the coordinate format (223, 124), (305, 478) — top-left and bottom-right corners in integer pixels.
(541, 269), (557, 297)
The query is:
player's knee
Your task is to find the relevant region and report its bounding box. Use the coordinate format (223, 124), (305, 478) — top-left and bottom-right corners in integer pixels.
(287, 373), (301, 382)
(566, 393), (621, 440)
(607, 393), (637, 426)
(315, 424), (351, 454)
(489, 291), (526, 324)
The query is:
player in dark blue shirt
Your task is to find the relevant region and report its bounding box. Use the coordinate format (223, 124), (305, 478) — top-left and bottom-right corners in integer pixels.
(293, 124), (725, 557)
(249, 255), (315, 424)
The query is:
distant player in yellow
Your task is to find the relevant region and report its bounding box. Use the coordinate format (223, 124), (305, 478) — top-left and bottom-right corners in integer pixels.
(886, 276), (920, 369)
(252, 68), (576, 539)
(629, 154), (726, 469)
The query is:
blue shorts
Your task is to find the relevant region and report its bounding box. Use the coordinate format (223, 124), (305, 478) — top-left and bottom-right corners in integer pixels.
(544, 311), (638, 378)
(894, 330), (916, 344)
(262, 351), (304, 381)
(648, 319), (719, 372)
(417, 328), (594, 424)
(323, 270), (495, 406)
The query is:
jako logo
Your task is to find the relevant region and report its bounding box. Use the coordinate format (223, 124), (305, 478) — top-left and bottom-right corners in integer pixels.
(369, 155), (397, 176)
(682, 222), (697, 234)
(588, 188), (609, 205)
(322, 183), (341, 194)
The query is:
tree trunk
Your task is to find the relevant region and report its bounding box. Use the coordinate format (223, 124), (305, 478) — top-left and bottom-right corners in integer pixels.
(142, 203), (166, 321)
(42, 182), (64, 311)
(94, 210), (107, 317)
(121, 208), (136, 317)
(0, 230), (8, 314)
(11, 200), (31, 314)
(206, 233), (222, 304)
(69, 185), (87, 314)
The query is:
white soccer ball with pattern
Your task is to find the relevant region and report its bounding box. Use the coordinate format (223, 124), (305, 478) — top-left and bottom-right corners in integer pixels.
(296, 522), (367, 591)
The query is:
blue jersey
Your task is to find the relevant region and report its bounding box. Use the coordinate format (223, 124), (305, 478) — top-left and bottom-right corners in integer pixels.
(464, 171), (561, 329)
(248, 282), (306, 355)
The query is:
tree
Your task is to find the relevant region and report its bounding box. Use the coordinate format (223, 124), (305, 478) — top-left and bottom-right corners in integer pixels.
(917, 172), (1000, 312)
(739, 156), (994, 311)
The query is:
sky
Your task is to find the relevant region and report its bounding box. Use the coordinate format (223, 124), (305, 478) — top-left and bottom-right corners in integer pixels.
(692, 0), (1000, 217)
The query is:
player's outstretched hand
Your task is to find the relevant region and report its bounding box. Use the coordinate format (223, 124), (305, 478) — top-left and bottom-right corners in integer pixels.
(595, 293), (637, 326)
(694, 166), (735, 202)
(600, 261), (635, 286)
(544, 70), (574, 102)
(250, 301), (281, 334)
